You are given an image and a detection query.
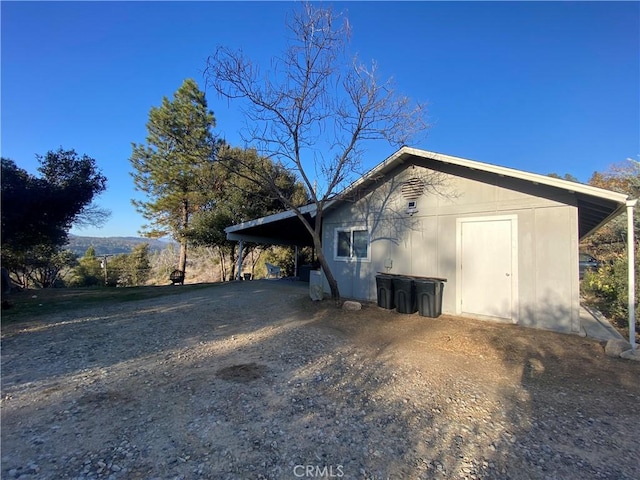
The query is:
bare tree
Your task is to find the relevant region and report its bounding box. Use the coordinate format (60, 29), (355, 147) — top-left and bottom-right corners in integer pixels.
(205, 2), (428, 301)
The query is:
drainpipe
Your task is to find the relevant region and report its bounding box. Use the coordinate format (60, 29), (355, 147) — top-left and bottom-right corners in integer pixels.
(236, 239), (244, 281)
(627, 199), (637, 350)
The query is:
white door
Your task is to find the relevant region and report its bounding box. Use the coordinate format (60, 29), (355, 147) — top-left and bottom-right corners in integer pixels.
(459, 217), (516, 321)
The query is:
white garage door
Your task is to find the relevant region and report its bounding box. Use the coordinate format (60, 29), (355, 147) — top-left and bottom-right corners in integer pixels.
(459, 216), (517, 321)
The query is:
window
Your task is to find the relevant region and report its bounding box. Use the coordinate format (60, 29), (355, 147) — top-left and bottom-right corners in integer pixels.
(334, 227), (370, 261)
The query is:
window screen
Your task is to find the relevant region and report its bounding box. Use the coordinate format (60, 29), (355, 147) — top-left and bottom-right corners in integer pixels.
(352, 230), (368, 258)
(337, 230), (351, 258)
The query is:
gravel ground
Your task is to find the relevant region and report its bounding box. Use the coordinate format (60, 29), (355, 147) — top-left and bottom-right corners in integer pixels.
(1, 280), (639, 480)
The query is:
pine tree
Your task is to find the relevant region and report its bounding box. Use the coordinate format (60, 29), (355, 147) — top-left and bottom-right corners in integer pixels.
(71, 246), (103, 286)
(130, 79), (220, 274)
(129, 243), (151, 286)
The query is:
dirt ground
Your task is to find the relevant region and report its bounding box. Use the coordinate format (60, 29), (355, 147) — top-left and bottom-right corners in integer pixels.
(1, 280), (639, 480)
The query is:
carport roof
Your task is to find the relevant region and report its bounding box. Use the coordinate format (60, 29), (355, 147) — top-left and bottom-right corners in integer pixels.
(225, 147), (632, 245)
(225, 203), (318, 246)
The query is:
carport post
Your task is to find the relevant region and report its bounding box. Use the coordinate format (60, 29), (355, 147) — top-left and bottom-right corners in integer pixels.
(627, 199), (637, 350)
(236, 239), (244, 281)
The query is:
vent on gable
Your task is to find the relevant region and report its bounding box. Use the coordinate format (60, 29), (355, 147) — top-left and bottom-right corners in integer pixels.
(401, 177), (425, 200)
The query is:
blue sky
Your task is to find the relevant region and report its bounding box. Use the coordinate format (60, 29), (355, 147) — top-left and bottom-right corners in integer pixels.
(2, 1), (638, 238)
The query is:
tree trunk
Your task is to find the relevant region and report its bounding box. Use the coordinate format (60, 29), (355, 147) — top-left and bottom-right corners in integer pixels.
(229, 245), (237, 281)
(178, 240), (188, 273)
(218, 248), (227, 282)
(311, 212), (340, 304)
(178, 199), (189, 273)
(249, 247), (261, 277)
(314, 239), (340, 304)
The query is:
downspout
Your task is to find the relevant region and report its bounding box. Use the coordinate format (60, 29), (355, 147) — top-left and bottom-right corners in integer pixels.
(236, 239), (244, 281)
(627, 199), (637, 350)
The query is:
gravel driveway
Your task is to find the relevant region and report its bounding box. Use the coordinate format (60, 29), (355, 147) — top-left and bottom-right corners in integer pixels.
(1, 280), (639, 480)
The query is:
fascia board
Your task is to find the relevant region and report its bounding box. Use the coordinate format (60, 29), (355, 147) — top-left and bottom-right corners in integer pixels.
(224, 203), (317, 234)
(402, 147), (630, 205)
(337, 146), (628, 206)
(226, 232), (302, 246)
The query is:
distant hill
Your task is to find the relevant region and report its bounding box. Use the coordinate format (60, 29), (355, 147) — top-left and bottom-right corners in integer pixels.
(66, 235), (174, 256)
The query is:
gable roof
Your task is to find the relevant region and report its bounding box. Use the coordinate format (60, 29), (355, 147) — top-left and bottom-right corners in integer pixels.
(226, 147), (631, 244)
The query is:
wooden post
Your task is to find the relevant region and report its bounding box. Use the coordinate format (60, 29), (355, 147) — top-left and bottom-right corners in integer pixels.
(236, 239), (244, 281)
(101, 255), (113, 286)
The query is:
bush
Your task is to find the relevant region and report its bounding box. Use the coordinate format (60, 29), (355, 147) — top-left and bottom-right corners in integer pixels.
(581, 253), (639, 334)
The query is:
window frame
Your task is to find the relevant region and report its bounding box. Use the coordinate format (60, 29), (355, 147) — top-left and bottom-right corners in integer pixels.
(333, 226), (371, 262)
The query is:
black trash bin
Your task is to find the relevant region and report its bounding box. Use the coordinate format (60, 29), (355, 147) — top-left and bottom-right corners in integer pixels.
(375, 274), (395, 309)
(393, 276), (417, 314)
(299, 265), (312, 282)
(415, 278), (444, 318)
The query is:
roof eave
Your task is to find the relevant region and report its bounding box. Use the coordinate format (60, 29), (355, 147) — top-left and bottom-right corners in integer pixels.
(401, 147), (629, 204)
(224, 203), (317, 234)
(580, 204), (627, 240)
(333, 146), (628, 208)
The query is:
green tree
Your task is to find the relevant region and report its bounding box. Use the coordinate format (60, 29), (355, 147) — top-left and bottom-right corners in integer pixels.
(127, 243), (152, 286)
(130, 78), (221, 276)
(205, 3), (428, 301)
(188, 147), (308, 280)
(69, 246), (103, 287)
(104, 254), (128, 287)
(189, 211), (236, 281)
(98, 244), (152, 288)
(582, 254), (640, 329)
(1, 149), (108, 288)
(37, 148), (111, 230)
(17, 245), (76, 289)
(2, 151), (108, 253)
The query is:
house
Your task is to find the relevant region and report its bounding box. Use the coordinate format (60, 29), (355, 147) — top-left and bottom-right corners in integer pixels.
(226, 147), (636, 336)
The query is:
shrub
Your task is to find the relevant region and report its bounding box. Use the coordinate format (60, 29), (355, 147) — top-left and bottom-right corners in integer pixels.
(581, 252), (640, 334)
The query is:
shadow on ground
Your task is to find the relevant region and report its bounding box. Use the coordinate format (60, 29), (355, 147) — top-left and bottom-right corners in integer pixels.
(2, 281), (639, 479)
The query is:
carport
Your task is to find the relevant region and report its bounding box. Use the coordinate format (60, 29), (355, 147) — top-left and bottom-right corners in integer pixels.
(225, 204), (317, 280)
